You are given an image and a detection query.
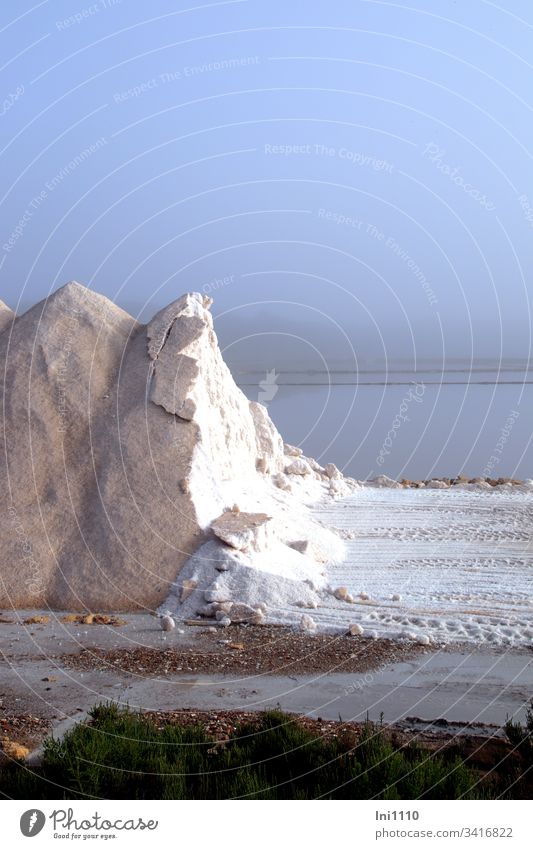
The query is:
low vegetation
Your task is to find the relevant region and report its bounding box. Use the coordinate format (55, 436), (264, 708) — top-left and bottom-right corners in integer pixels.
(0, 704), (498, 800)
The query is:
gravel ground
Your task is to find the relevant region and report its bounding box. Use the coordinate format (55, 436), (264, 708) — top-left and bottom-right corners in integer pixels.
(60, 625), (428, 677)
(0, 699), (51, 763)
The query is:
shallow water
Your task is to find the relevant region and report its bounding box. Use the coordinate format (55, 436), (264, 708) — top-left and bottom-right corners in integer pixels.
(238, 372), (533, 481)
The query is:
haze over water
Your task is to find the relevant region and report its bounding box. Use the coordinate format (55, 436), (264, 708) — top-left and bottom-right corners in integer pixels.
(237, 365), (532, 481)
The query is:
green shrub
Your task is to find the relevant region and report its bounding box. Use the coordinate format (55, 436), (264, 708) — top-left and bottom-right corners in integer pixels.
(0, 704), (487, 800)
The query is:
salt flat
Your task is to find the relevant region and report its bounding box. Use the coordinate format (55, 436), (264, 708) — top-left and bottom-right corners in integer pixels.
(312, 487), (533, 646)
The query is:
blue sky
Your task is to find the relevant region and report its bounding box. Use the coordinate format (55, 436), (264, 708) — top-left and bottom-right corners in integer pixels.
(1, 0), (533, 365)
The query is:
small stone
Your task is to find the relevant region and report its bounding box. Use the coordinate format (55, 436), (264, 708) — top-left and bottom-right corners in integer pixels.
(256, 457), (269, 473)
(218, 617), (231, 628)
(273, 472), (292, 491)
(23, 615), (49, 625)
(251, 609), (265, 625)
(160, 615), (175, 632)
(391, 593), (402, 602)
(180, 579), (197, 602)
(333, 586), (350, 601)
(299, 614), (317, 632)
(288, 539), (311, 554)
(285, 458), (313, 476)
(196, 603), (218, 618)
(284, 443), (303, 457)
(1, 741), (29, 760)
(348, 623), (364, 636)
(371, 475), (402, 489)
(345, 477), (363, 489)
(178, 478), (191, 495)
(211, 511), (272, 551)
(426, 479), (449, 489)
(329, 479), (350, 497)
(227, 602), (264, 624)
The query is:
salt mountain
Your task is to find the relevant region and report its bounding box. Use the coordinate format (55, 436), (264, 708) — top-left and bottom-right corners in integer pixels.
(0, 283), (347, 616)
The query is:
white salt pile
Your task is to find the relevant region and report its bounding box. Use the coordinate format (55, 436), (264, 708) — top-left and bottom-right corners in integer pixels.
(0, 283), (351, 615)
(0, 299), (14, 333)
